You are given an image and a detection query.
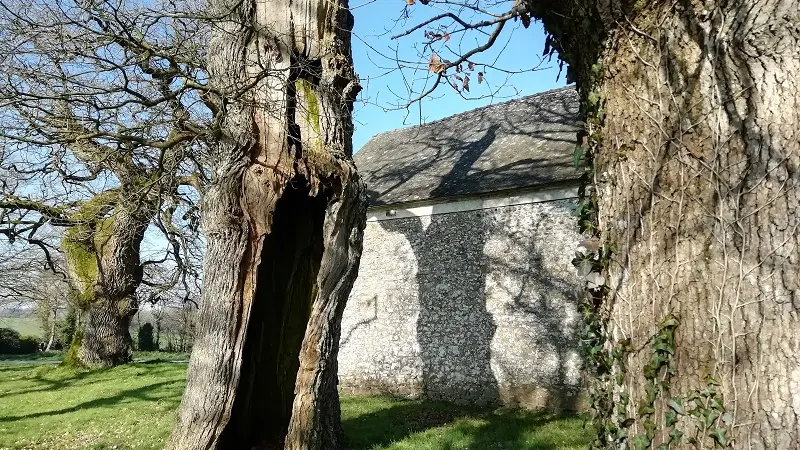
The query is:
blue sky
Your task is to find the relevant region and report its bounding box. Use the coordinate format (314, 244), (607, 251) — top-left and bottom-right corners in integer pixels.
(349, 0), (567, 152)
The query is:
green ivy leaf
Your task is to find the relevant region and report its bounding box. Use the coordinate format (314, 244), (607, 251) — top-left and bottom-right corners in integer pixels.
(638, 404), (656, 416)
(710, 428), (729, 447)
(667, 398), (685, 415)
(643, 419), (657, 438)
(703, 410), (721, 429)
(573, 144), (585, 168)
(588, 91), (601, 107)
(665, 410), (678, 427)
(669, 428), (684, 444)
(632, 435), (651, 450)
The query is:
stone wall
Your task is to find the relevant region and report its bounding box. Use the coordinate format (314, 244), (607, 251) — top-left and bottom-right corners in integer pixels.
(338, 197), (585, 410)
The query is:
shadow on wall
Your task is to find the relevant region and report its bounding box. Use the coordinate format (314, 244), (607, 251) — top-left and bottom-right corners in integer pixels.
(369, 122), (582, 410)
(378, 125), (500, 406)
(380, 212), (499, 406)
(484, 203), (583, 411)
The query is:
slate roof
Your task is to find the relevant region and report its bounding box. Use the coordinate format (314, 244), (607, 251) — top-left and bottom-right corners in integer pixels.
(354, 86), (581, 207)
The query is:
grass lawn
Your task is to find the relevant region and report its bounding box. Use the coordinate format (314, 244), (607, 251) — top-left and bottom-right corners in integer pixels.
(0, 361), (590, 450)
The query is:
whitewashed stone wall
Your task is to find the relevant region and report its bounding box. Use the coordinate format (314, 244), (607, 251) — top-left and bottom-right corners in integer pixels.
(338, 197), (585, 410)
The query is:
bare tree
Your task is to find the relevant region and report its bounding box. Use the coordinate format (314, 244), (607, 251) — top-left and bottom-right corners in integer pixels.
(392, 1), (800, 448)
(166, 0), (367, 448)
(0, 0), (207, 367)
(31, 269), (71, 351)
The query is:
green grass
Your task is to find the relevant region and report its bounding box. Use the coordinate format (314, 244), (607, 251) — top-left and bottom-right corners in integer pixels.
(0, 362), (184, 450)
(0, 352), (63, 362)
(0, 318), (43, 339)
(0, 361), (589, 450)
(341, 397), (589, 450)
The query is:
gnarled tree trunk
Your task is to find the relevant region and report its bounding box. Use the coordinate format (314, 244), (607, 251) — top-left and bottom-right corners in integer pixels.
(167, 0), (365, 449)
(535, 0), (799, 448)
(62, 204), (149, 367)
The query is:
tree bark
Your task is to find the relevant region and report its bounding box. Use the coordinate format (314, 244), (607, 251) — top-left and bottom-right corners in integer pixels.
(538, 0), (799, 448)
(167, 0), (365, 449)
(62, 206), (148, 367)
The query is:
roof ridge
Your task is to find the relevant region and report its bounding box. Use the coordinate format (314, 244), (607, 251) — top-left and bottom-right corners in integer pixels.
(358, 85), (576, 147)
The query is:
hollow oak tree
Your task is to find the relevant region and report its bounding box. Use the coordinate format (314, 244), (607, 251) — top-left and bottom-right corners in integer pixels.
(166, 0), (366, 449)
(393, 0), (798, 448)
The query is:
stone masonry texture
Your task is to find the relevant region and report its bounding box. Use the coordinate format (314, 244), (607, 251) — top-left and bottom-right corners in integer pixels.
(338, 198), (585, 410)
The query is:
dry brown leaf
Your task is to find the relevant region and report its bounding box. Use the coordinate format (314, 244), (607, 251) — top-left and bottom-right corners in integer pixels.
(428, 53), (446, 74)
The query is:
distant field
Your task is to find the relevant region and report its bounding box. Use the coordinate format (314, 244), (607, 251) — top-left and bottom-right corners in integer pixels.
(0, 317), (43, 338)
(0, 315), (188, 353)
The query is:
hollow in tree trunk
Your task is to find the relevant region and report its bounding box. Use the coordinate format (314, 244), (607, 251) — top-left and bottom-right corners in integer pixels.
(534, 0), (799, 447)
(166, 0), (366, 449)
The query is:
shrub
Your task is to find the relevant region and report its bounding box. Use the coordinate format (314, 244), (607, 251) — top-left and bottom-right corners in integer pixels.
(57, 306), (78, 347)
(137, 323), (156, 351)
(0, 328), (40, 354)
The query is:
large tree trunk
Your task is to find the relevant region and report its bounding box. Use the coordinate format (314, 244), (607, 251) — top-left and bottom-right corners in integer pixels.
(537, 0), (799, 448)
(62, 206), (148, 367)
(167, 0), (365, 449)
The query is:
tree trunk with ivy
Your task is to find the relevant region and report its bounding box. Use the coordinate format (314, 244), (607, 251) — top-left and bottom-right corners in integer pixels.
(166, 0), (366, 449)
(530, 0), (799, 448)
(62, 197), (150, 367)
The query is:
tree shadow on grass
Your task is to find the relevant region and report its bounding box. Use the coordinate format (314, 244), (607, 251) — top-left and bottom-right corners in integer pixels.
(0, 363), (180, 400)
(342, 398), (589, 450)
(0, 364), (185, 422)
(459, 409), (589, 450)
(0, 352), (63, 362)
(342, 399), (480, 449)
(0, 365), (103, 400)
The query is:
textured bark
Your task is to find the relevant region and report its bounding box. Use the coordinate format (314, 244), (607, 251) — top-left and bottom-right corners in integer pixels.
(70, 294), (137, 366)
(166, 0), (365, 449)
(545, 0), (799, 448)
(285, 179), (366, 450)
(62, 207), (149, 367)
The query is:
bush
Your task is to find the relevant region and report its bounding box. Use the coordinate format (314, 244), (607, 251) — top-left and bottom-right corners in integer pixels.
(0, 328), (40, 354)
(57, 306), (78, 348)
(137, 323), (156, 351)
